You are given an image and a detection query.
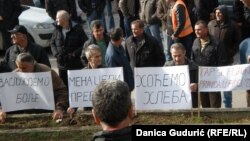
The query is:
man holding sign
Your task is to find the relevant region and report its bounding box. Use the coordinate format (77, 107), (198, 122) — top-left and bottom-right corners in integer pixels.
(67, 44), (105, 114)
(0, 53), (73, 123)
(164, 43), (198, 108)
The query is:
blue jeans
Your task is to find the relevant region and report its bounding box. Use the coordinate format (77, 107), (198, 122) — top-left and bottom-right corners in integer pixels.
(124, 17), (132, 38)
(87, 10), (107, 32)
(223, 91), (232, 108)
(162, 31), (173, 61)
(105, 0), (115, 30)
(144, 24), (162, 44)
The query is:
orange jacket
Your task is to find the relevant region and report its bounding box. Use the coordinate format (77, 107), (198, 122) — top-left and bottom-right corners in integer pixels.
(172, 0), (193, 37)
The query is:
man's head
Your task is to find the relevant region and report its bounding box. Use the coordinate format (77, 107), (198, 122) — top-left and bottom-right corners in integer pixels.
(85, 44), (102, 68)
(109, 28), (123, 45)
(15, 53), (35, 72)
(170, 43), (186, 65)
(215, 5), (228, 22)
(9, 25), (28, 45)
(91, 20), (105, 40)
(56, 10), (70, 28)
(92, 80), (132, 128)
(131, 20), (144, 38)
(194, 20), (209, 39)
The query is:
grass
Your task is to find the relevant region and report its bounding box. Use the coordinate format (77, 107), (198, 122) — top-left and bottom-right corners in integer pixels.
(0, 131), (92, 141)
(1, 109), (250, 140)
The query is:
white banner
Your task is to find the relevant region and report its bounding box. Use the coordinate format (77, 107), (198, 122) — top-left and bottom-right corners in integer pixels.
(68, 67), (124, 108)
(199, 64), (250, 92)
(134, 66), (192, 111)
(0, 72), (55, 112)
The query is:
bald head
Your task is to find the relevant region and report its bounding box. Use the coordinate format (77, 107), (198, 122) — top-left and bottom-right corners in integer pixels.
(56, 10), (70, 28)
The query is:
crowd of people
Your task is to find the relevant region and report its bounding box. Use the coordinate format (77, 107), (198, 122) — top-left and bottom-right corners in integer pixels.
(1, 0), (250, 140)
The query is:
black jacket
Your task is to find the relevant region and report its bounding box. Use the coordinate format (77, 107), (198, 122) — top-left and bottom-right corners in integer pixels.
(45, 0), (69, 20)
(91, 126), (132, 141)
(0, 41), (51, 72)
(192, 36), (218, 66)
(50, 21), (88, 70)
(0, 0), (21, 30)
(125, 32), (165, 69)
(80, 0), (106, 17)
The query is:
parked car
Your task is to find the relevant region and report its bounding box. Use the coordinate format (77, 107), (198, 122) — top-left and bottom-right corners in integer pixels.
(0, 5), (55, 50)
(18, 5), (55, 47)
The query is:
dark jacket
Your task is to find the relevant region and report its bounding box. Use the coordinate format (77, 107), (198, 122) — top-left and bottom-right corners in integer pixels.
(242, 6), (250, 38)
(119, 0), (138, 19)
(0, 0), (21, 30)
(208, 5), (241, 65)
(45, 0), (69, 20)
(125, 32), (165, 69)
(80, 0), (106, 17)
(232, 0), (244, 23)
(51, 21), (88, 70)
(192, 35), (218, 66)
(164, 59), (198, 108)
(164, 59), (198, 84)
(80, 34), (110, 66)
(140, 0), (160, 25)
(84, 64), (105, 69)
(1, 41), (51, 72)
(91, 126), (132, 141)
(156, 0), (173, 31)
(67, 0), (84, 23)
(193, 0), (218, 23)
(105, 42), (134, 91)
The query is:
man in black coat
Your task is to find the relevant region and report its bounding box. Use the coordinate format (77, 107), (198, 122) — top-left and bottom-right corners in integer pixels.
(125, 20), (165, 70)
(0, 25), (51, 72)
(50, 10), (88, 86)
(165, 43), (198, 108)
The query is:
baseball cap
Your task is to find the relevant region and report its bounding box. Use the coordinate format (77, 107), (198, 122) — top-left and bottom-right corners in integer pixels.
(8, 25), (28, 35)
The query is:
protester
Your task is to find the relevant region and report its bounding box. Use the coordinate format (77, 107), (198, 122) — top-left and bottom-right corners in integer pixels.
(169, 0), (194, 59)
(91, 80), (133, 141)
(105, 28), (134, 91)
(119, 0), (140, 38)
(241, 38), (250, 107)
(165, 43), (198, 108)
(192, 20), (221, 108)
(125, 20), (165, 70)
(208, 5), (241, 108)
(240, 0), (250, 39)
(80, 0), (107, 31)
(68, 44), (105, 115)
(50, 10), (88, 86)
(0, 53), (73, 123)
(0, 25), (51, 72)
(81, 20), (110, 66)
(156, 0), (175, 61)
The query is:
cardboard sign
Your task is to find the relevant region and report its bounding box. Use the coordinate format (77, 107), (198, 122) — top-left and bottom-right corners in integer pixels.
(0, 72), (54, 112)
(134, 66), (192, 111)
(68, 67), (124, 108)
